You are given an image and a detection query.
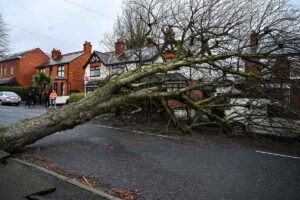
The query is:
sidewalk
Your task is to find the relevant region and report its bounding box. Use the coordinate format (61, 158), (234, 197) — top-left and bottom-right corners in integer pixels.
(0, 151), (118, 200)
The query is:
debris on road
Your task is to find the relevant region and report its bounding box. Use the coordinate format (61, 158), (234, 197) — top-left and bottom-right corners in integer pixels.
(106, 188), (141, 200)
(23, 154), (98, 188)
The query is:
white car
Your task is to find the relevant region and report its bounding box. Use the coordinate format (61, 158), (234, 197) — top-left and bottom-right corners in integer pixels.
(0, 91), (22, 105)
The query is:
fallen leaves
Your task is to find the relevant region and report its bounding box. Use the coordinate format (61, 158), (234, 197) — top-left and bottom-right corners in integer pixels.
(106, 188), (141, 200)
(21, 154), (142, 200)
(22, 154), (98, 188)
(46, 163), (98, 188)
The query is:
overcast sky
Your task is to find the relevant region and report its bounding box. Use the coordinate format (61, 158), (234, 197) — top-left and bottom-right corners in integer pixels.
(0, 0), (123, 54)
(0, 0), (299, 55)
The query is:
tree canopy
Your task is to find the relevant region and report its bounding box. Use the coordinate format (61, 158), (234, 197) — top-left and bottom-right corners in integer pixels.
(0, 14), (9, 58)
(1, 0), (300, 152)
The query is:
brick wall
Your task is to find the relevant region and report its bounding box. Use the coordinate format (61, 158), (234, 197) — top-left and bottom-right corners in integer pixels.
(68, 52), (91, 93)
(274, 56), (290, 79)
(291, 80), (300, 110)
(0, 59), (20, 84)
(19, 48), (49, 86)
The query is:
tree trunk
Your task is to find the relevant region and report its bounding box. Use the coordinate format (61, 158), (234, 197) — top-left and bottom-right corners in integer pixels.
(0, 60), (190, 152)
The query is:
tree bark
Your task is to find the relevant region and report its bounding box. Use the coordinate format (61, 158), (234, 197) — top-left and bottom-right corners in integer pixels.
(0, 59), (191, 152)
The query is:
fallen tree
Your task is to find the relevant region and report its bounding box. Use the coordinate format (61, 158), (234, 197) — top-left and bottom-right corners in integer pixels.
(1, 0), (300, 152)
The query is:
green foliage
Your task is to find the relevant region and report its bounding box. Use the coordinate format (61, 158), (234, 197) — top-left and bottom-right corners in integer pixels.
(69, 92), (85, 103)
(32, 72), (51, 93)
(0, 86), (38, 100)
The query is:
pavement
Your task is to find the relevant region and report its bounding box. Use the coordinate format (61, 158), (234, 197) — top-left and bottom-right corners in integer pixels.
(0, 155), (113, 200)
(1, 104), (300, 200)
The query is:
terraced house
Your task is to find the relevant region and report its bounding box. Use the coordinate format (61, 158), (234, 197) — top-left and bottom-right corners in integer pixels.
(0, 48), (49, 86)
(37, 41), (92, 96)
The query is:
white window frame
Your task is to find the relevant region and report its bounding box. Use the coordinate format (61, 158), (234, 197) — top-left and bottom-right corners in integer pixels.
(90, 66), (101, 77)
(10, 67), (14, 75)
(58, 66), (64, 77)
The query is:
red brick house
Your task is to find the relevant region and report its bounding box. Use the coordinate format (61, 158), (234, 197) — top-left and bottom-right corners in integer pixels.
(244, 31), (300, 112)
(37, 41), (92, 96)
(0, 48), (49, 86)
(83, 39), (205, 110)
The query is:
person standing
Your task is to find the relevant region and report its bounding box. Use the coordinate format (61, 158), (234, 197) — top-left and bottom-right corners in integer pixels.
(31, 89), (36, 108)
(50, 90), (57, 108)
(25, 90), (32, 108)
(44, 89), (51, 108)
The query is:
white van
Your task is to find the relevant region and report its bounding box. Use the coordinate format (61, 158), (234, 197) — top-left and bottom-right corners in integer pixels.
(55, 95), (70, 105)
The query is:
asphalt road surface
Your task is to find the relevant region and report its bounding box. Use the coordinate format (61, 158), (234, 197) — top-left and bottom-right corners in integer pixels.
(0, 104), (48, 125)
(2, 105), (300, 199)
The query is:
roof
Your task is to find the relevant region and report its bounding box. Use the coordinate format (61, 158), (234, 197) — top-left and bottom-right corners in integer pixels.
(40, 51), (85, 67)
(92, 46), (158, 66)
(0, 48), (39, 62)
(0, 77), (17, 86)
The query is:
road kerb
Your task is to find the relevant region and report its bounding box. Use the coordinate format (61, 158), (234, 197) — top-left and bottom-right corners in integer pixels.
(12, 158), (121, 200)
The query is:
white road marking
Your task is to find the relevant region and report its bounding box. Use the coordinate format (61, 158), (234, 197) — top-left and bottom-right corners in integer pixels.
(0, 108), (12, 112)
(256, 150), (300, 160)
(97, 124), (180, 140)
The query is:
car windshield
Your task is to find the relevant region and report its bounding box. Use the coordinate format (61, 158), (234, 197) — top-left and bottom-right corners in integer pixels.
(4, 92), (19, 97)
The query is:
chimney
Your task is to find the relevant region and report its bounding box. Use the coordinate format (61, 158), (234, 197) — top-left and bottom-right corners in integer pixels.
(250, 30), (258, 53)
(83, 41), (92, 53)
(245, 30), (262, 80)
(51, 48), (61, 59)
(115, 39), (125, 56)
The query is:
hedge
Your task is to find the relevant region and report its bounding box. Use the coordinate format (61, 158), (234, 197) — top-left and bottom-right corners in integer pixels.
(0, 86), (39, 100)
(69, 92), (85, 103)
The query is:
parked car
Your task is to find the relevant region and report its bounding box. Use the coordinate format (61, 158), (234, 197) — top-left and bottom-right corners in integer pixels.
(0, 91), (22, 106)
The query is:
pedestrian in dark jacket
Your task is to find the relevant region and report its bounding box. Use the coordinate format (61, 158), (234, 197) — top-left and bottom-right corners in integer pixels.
(25, 90), (33, 108)
(44, 90), (51, 108)
(31, 89), (36, 108)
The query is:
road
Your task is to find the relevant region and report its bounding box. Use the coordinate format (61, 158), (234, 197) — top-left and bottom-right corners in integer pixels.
(0, 104), (48, 125)
(2, 104), (300, 200)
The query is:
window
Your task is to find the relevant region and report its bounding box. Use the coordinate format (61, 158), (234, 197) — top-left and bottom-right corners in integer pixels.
(10, 67), (14, 75)
(90, 67), (100, 77)
(3, 68), (6, 75)
(111, 66), (124, 76)
(54, 83), (57, 92)
(40, 68), (45, 73)
(58, 66), (64, 77)
(61, 83), (65, 95)
(49, 67), (53, 77)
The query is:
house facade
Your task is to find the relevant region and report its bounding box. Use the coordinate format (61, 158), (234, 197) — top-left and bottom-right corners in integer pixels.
(244, 31), (300, 112)
(83, 39), (205, 111)
(37, 41), (92, 96)
(84, 40), (163, 92)
(0, 48), (49, 86)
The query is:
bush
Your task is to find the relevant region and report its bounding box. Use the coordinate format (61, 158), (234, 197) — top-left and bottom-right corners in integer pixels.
(0, 86), (39, 100)
(69, 92), (85, 103)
